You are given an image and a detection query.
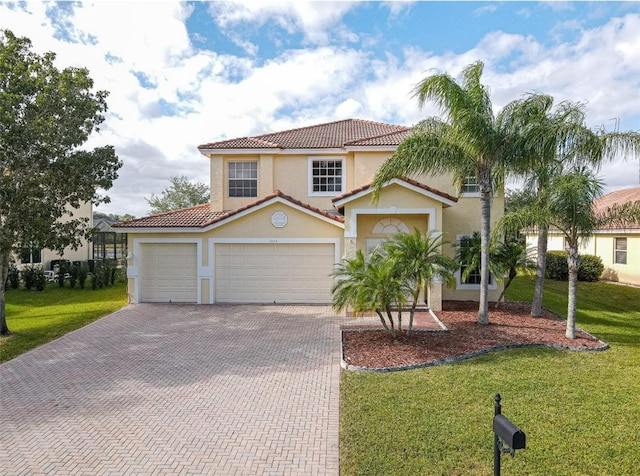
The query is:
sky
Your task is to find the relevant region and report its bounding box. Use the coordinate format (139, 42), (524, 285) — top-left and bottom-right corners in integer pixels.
(2, 1), (640, 218)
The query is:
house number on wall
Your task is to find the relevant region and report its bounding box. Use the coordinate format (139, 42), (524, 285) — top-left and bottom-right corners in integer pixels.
(271, 211), (288, 228)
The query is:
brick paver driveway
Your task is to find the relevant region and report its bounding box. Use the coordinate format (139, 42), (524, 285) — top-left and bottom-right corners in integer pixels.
(1, 304), (350, 475)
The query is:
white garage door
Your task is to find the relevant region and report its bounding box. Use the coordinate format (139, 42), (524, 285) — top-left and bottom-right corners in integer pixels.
(140, 243), (197, 303)
(215, 243), (335, 303)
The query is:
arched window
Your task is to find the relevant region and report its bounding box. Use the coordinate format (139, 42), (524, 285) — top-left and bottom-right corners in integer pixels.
(371, 218), (410, 234)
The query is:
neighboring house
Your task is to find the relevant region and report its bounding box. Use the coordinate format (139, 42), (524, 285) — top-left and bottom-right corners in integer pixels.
(526, 186), (640, 286)
(17, 201), (93, 271)
(114, 119), (504, 310)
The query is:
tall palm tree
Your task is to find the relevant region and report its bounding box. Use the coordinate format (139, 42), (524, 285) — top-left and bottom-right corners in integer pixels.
(499, 167), (640, 338)
(382, 230), (458, 335)
(504, 95), (640, 317)
(372, 61), (529, 324)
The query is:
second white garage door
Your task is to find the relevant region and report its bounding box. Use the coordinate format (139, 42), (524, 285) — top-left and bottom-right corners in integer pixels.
(140, 243), (197, 303)
(215, 243), (335, 303)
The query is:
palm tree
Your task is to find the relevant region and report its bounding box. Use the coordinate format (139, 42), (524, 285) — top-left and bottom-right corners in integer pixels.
(504, 95), (640, 317)
(491, 239), (536, 308)
(500, 167), (640, 338)
(372, 61), (531, 325)
(332, 249), (408, 339)
(382, 230), (458, 335)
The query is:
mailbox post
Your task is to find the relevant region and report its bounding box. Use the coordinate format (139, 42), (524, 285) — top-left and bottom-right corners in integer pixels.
(493, 394), (526, 476)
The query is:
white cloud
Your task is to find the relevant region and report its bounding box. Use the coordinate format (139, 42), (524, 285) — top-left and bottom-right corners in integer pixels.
(2, 2), (639, 216)
(207, 0), (358, 45)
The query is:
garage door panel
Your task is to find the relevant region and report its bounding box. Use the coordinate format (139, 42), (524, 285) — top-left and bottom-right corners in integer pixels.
(140, 243), (197, 303)
(215, 243), (334, 303)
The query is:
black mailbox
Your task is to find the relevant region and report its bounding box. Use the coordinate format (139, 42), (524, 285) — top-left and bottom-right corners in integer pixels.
(493, 414), (526, 450)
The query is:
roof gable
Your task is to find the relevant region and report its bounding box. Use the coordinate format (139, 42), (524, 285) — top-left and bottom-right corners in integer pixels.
(198, 118), (410, 151)
(113, 191), (344, 231)
(332, 177), (458, 208)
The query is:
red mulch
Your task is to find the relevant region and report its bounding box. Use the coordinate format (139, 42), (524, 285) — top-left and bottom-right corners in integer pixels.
(341, 301), (607, 370)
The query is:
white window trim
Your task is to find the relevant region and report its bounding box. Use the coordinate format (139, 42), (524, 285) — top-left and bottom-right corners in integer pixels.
(614, 237), (627, 265)
(308, 156), (345, 197)
(228, 160), (258, 198)
(455, 234), (497, 290)
(460, 176), (481, 198)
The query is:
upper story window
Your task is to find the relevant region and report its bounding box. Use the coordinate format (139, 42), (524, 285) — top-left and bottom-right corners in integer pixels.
(228, 161), (257, 198)
(309, 157), (344, 196)
(461, 176), (480, 195)
(614, 237), (627, 265)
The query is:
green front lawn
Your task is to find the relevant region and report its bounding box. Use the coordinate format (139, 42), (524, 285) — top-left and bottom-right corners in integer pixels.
(1, 282), (128, 362)
(340, 277), (640, 475)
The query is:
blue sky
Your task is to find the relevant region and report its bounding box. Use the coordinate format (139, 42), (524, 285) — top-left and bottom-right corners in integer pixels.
(2, 1), (640, 217)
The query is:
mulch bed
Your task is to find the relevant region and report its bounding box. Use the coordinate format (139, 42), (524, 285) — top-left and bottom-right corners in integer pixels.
(341, 301), (608, 371)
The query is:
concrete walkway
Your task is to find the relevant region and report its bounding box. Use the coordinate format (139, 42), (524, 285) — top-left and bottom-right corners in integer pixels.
(0, 304), (351, 475)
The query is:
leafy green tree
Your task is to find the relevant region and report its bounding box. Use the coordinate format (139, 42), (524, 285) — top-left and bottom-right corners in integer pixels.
(145, 175), (209, 214)
(504, 94), (640, 317)
(94, 211), (135, 222)
(382, 230), (457, 335)
(0, 30), (122, 335)
(372, 61), (535, 325)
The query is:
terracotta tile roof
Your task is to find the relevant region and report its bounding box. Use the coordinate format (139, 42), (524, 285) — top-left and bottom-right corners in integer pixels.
(112, 191), (344, 229)
(593, 186), (640, 230)
(198, 119), (410, 151)
(345, 129), (411, 146)
(112, 204), (225, 229)
(332, 176), (459, 205)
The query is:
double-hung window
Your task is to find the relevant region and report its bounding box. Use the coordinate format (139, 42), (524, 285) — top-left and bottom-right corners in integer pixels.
(614, 237), (627, 265)
(309, 157), (344, 196)
(461, 176), (480, 195)
(228, 161), (257, 197)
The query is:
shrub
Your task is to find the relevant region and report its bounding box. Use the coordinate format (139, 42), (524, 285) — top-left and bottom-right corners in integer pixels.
(33, 267), (46, 291)
(57, 260), (69, 288)
(546, 251), (568, 281)
(7, 264), (20, 290)
(578, 254), (604, 282)
(78, 263), (89, 289)
(22, 266), (36, 290)
(68, 263), (79, 289)
(546, 251), (605, 282)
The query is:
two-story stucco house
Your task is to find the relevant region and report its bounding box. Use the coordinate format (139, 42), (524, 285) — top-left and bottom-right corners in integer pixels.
(114, 119), (504, 310)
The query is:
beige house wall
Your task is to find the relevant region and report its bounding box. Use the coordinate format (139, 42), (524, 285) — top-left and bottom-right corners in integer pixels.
(441, 194), (504, 302)
(530, 231), (640, 286)
(125, 200), (344, 304)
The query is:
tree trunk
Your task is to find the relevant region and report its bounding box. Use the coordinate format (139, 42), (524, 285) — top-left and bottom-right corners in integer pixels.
(407, 287), (420, 336)
(1, 250), (11, 335)
(531, 225), (549, 317)
(477, 180), (492, 325)
(495, 269), (517, 308)
(566, 246), (580, 339)
(375, 310), (391, 333)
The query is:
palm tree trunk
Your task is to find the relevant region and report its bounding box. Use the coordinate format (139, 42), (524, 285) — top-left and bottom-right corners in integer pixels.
(531, 225), (549, 317)
(384, 308), (396, 339)
(375, 310), (391, 333)
(495, 269), (517, 308)
(478, 180), (492, 325)
(566, 246), (580, 339)
(1, 250), (11, 335)
(407, 289), (420, 336)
